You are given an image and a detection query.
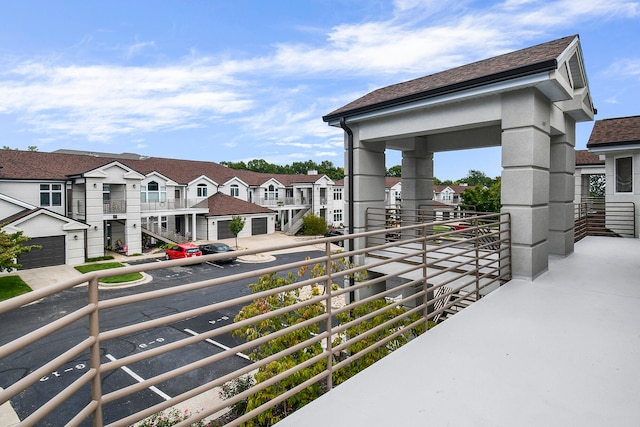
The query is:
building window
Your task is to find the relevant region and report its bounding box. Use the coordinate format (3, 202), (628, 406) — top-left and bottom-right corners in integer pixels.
(40, 184), (62, 207)
(197, 183), (208, 197)
(333, 188), (343, 200)
(144, 181), (167, 202)
(265, 184), (278, 200)
(333, 209), (343, 222)
(616, 157), (633, 193)
(230, 184), (239, 197)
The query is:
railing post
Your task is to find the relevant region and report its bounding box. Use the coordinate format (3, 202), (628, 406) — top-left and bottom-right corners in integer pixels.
(88, 276), (104, 427)
(324, 241), (334, 391)
(421, 224), (429, 330)
(473, 217), (480, 300)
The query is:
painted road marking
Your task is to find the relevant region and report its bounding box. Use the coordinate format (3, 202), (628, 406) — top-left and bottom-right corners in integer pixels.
(208, 315), (229, 325)
(105, 354), (172, 401)
(183, 328), (251, 361)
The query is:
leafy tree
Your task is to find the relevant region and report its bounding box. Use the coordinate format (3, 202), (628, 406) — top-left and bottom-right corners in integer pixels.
(229, 215), (246, 249)
(220, 160), (247, 170)
(231, 257), (426, 426)
(233, 272), (326, 426)
(247, 159), (277, 174)
(386, 165), (402, 177)
(332, 299), (425, 385)
(0, 228), (41, 271)
(459, 169), (495, 188)
(461, 179), (501, 212)
(590, 174), (605, 197)
(301, 214), (327, 236)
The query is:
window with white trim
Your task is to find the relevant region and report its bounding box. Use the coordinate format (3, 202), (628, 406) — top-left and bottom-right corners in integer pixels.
(333, 188), (343, 200)
(40, 184), (62, 206)
(615, 157), (633, 193)
(197, 183), (208, 197)
(265, 184), (278, 200)
(144, 181), (166, 202)
(333, 209), (343, 222)
(230, 184), (239, 197)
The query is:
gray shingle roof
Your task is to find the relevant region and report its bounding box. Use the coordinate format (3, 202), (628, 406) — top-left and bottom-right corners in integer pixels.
(587, 116), (640, 148)
(0, 150), (328, 187)
(324, 35), (577, 122)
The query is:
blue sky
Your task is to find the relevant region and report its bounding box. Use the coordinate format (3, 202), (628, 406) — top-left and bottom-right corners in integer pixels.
(0, 1), (638, 180)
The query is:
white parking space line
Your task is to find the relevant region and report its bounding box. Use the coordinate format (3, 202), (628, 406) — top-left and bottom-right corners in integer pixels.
(183, 328), (251, 361)
(105, 354), (172, 401)
(206, 261), (224, 268)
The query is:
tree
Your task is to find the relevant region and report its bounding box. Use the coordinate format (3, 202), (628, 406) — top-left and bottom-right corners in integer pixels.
(460, 179), (501, 212)
(0, 228), (40, 271)
(230, 257), (426, 425)
(301, 213), (327, 236)
(459, 169), (495, 188)
(229, 215), (246, 249)
(233, 272), (326, 426)
(386, 165), (402, 177)
(590, 174), (605, 197)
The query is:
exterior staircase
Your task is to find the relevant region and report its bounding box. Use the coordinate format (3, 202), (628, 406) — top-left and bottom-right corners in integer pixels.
(284, 207), (311, 235)
(141, 225), (188, 245)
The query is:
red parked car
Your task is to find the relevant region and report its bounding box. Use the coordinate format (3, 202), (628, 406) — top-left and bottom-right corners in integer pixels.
(165, 243), (202, 260)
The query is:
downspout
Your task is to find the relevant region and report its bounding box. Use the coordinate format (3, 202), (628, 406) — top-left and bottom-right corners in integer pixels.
(339, 117), (356, 303)
(339, 117), (354, 238)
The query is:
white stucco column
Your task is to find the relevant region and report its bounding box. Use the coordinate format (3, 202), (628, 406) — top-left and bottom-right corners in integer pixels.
(347, 124), (387, 237)
(501, 89), (551, 279)
(548, 116), (576, 256)
(191, 212), (197, 241)
(401, 141), (434, 214)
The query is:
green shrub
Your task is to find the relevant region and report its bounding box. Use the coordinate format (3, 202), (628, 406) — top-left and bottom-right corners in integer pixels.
(219, 375), (255, 417)
(301, 214), (327, 236)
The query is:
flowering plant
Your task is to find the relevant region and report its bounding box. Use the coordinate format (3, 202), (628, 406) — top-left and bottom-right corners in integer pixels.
(134, 408), (210, 427)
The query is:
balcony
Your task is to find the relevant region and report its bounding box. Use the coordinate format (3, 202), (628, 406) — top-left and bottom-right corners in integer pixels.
(256, 197), (310, 207)
(141, 198), (209, 212)
(278, 235), (640, 426)
(1, 211), (638, 426)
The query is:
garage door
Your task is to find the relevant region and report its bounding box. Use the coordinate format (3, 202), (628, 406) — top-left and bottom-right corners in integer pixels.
(252, 218), (267, 235)
(217, 220), (234, 239)
(18, 236), (66, 269)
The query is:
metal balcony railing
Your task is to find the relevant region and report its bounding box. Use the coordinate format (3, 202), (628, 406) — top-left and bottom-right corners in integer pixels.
(103, 199), (127, 214)
(0, 215), (511, 427)
(256, 197), (310, 207)
(141, 199), (208, 212)
(574, 199), (635, 241)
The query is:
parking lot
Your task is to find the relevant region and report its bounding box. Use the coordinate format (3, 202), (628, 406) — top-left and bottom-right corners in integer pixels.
(1, 245), (321, 426)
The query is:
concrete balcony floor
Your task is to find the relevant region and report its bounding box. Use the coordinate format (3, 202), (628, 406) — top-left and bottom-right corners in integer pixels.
(278, 236), (640, 426)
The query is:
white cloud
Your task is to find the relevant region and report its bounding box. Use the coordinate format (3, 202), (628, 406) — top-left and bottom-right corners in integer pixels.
(603, 58), (640, 78)
(0, 0), (638, 149)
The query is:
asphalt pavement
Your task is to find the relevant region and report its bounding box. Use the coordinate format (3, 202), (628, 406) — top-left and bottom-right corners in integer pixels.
(0, 232), (334, 427)
(5, 232), (333, 292)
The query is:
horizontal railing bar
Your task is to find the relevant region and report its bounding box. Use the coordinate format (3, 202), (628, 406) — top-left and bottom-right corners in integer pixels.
(0, 336), (96, 405)
(0, 304), (95, 359)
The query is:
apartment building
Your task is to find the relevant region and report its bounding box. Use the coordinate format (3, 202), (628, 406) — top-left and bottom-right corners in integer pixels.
(0, 150), (345, 268)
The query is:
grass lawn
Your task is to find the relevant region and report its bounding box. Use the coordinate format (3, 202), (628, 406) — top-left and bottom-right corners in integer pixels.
(0, 275), (32, 302)
(75, 262), (143, 284)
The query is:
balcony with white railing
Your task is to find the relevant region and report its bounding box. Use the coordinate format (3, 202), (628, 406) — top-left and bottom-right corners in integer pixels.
(140, 198), (209, 212)
(256, 197), (311, 207)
